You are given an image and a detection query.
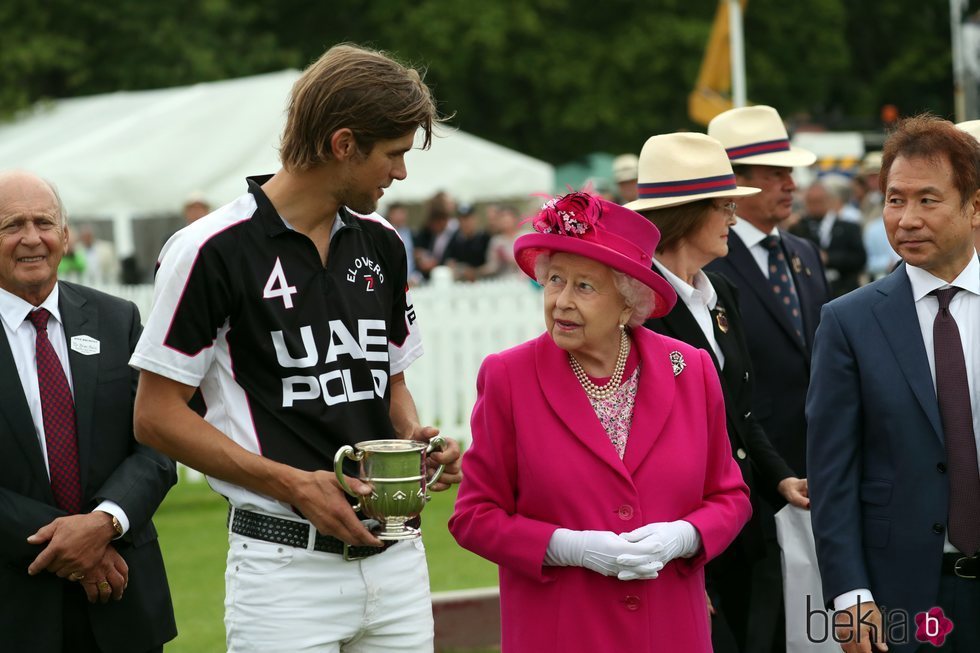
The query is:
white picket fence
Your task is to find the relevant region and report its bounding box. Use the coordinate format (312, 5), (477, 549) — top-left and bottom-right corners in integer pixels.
(97, 268), (544, 448)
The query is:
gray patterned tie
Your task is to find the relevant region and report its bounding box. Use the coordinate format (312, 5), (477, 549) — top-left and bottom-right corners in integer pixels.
(760, 235), (804, 343)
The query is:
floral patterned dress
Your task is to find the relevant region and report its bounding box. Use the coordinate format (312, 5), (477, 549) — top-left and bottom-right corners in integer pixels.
(581, 347), (640, 459)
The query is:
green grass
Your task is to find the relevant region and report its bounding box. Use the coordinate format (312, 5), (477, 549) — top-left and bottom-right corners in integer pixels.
(156, 477), (499, 652)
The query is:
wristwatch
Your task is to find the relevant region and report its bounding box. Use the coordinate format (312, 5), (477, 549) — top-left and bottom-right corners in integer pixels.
(110, 515), (123, 538)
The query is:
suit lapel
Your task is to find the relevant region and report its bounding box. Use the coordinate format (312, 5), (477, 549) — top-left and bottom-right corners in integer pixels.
(649, 266), (720, 367)
(725, 232), (807, 355)
(710, 303), (740, 390)
(534, 334), (630, 480)
(623, 330), (675, 473)
(0, 325), (51, 489)
(871, 268), (944, 442)
(58, 282), (98, 491)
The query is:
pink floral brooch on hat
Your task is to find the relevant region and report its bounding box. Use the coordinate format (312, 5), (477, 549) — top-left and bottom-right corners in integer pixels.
(531, 191), (603, 236)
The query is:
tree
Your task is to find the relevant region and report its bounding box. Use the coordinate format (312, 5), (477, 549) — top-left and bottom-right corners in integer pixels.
(0, 0), (974, 163)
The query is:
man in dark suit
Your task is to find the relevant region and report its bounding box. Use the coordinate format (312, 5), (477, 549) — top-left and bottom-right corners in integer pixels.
(705, 106), (830, 653)
(808, 115), (980, 653)
(790, 181), (867, 297)
(0, 170), (177, 653)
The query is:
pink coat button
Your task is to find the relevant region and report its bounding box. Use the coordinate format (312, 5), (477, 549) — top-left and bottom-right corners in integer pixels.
(624, 595), (641, 611)
(617, 505), (634, 520)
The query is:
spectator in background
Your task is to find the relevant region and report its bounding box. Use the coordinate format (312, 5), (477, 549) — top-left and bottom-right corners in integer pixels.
(612, 153), (639, 204)
(821, 173), (862, 223)
(958, 121), (980, 256)
(480, 206), (523, 280)
(857, 151), (898, 280)
(857, 151), (884, 224)
(78, 224), (119, 285)
(57, 228), (86, 281)
(386, 202), (419, 285)
(443, 205), (490, 281)
(182, 191), (211, 224)
(791, 181), (867, 297)
(414, 191), (458, 280)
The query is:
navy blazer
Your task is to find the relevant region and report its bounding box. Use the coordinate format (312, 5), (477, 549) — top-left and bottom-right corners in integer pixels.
(807, 265), (953, 653)
(706, 229), (829, 475)
(0, 282), (177, 653)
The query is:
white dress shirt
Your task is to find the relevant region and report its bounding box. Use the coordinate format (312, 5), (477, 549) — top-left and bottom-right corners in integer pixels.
(834, 254), (980, 612)
(653, 260), (725, 368)
(731, 218), (802, 297)
(0, 285), (129, 534)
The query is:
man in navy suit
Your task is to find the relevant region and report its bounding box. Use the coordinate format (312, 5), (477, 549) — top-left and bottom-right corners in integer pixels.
(705, 106), (830, 653)
(808, 115), (980, 653)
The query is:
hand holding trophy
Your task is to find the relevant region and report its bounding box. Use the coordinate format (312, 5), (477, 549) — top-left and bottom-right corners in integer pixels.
(334, 437), (448, 540)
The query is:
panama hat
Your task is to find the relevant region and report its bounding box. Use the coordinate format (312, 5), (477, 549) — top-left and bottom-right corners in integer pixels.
(612, 153), (639, 182)
(708, 105), (817, 168)
(956, 119), (980, 141)
(624, 132), (761, 212)
(859, 151), (883, 175)
(514, 192), (677, 318)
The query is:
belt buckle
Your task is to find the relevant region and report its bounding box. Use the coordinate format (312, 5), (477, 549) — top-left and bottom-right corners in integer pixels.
(343, 542), (368, 561)
(954, 556), (977, 579)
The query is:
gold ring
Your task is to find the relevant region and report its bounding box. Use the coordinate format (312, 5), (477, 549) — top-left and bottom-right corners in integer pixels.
(98, 580), (110, 592)
(69, 572), (84, 582)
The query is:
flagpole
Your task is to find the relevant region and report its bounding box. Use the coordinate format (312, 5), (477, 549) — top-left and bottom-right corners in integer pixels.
(952, 0), (967, 121)
(729, 0), (747, 108)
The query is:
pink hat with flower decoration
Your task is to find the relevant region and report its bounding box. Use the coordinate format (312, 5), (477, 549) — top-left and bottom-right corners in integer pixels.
(513, 191), (677, 318)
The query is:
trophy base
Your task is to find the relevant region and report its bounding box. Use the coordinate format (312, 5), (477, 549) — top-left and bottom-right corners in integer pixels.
(374, 518), (422, 541)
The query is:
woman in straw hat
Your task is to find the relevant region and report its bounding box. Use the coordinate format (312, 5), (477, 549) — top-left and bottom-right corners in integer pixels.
(626, 132), (810, 653)
(449, 191), (751, 653)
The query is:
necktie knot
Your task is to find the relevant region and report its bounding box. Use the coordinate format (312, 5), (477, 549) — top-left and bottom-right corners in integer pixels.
(760, 235), (780, 251)
(27, 308), (51, 332)
(931, 287), (961, 312)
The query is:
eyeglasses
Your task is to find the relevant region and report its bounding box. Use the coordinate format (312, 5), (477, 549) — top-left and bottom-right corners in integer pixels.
(714, 201), (737, 218)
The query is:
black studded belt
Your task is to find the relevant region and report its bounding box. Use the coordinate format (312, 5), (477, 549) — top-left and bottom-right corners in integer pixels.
(228, 507), (419, 560)
(941, 552), (978, 579)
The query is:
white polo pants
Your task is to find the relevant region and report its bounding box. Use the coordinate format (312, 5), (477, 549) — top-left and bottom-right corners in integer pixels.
(224, 532), (434, 652)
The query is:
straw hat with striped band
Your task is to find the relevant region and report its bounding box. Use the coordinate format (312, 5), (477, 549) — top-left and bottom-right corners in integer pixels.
(956, 119), (980, 141)
(708, 105), (816, 168)
(624, 132), (761, 212)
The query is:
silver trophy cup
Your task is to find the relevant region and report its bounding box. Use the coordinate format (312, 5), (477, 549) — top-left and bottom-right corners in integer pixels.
(334, 437), (447, 540)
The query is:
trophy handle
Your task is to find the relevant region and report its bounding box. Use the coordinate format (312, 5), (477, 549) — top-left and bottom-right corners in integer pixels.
(334, 446), (365, 507)
(424, 435), (448, 489)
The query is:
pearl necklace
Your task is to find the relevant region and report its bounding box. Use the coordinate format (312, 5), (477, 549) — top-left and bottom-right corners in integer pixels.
(568, 328), (630, 401)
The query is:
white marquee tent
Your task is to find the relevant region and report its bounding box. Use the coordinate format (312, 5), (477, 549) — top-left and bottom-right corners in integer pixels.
(0, 70), (554, 255)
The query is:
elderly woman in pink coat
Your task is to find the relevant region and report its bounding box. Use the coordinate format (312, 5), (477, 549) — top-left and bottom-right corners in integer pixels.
(449, 192), (751, 653)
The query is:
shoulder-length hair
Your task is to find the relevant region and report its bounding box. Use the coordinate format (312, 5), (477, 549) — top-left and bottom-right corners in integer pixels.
(280, 43), (442, 171)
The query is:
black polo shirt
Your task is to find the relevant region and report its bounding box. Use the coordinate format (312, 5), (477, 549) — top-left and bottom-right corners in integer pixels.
(131, 175), (422, 516)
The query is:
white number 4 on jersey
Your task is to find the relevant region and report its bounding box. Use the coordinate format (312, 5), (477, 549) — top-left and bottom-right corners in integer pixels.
(263, 257), (298, 309)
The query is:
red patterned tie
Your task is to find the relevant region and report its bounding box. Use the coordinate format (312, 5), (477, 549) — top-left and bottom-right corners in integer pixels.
(27, 308), (82, 514)
(932, 288), (980, 555)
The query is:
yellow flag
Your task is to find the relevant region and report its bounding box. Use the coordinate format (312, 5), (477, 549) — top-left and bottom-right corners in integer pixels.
(688, 0), (749, 126)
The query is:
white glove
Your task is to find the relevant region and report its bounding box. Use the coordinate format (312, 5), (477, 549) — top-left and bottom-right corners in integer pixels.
(545, 528), (664, 580)
(617, 521), (701, 580)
